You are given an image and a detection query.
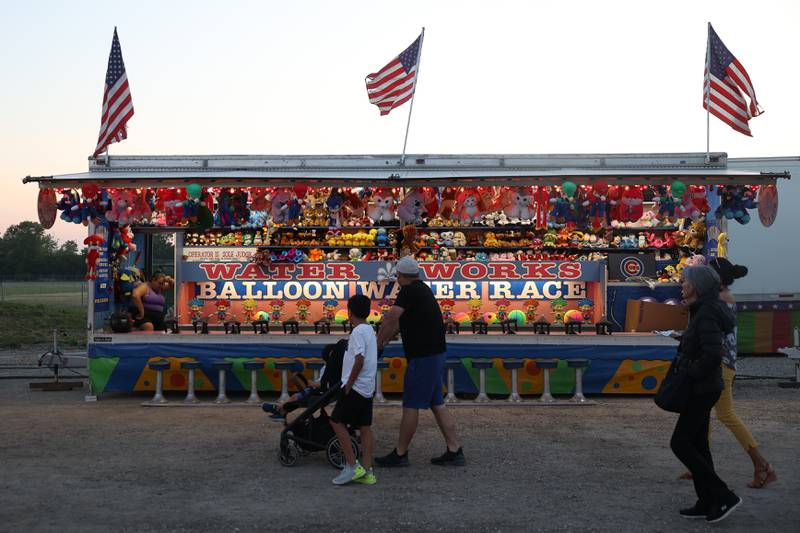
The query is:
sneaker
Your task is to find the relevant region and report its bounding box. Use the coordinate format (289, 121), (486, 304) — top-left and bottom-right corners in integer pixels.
(261, 403), (279, 414)
(679, 503), (709, 520)
(706, 494), (742, 524)
(431, 447), (466, 466)
(375, 449), (410, 468)
(353, 468), (377, 485)
(333, 462), (366, 485)
(268, 412), (285, 423)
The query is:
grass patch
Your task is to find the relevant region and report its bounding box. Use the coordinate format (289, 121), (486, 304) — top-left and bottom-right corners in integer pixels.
(0, 281), (87, 308)
(0, 302), (87, 348)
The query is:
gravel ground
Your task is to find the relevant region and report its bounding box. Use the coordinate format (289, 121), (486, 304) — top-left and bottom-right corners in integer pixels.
(1, 353), (798, 532)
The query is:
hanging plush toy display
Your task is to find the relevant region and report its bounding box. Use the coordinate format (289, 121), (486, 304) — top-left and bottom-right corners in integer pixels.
(182, 184), (204, 223)
(83, 234), (106, 280)
(368, 187), (397, 223)
(549, 181), (577, 227)
(503, 186), (535, 221)
(716, 185), (755, 225)
(653, 180), (685, 223)
(398, 188), (428, 225)
(106, 189), (133, 225)
(584, 181), (608, 230)
(618, 185), (644, 223)
(325, 188), (346, 227)
(79, 184), (110, 225)
(681, 185), (710, 220)
(57, 189), (82, 224)
(533, 186), (550, 229)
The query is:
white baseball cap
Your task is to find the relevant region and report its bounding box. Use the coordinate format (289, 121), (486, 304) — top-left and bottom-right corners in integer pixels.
(396, 255), (420, 275)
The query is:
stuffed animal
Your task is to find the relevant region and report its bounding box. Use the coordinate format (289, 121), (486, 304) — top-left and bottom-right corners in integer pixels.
(78, 184), (109, 225)
(680, 185), (710, 220)
(83, 234), (106, 280)
(398, 189), (427, 225)
(654, 181), (685, 223)
(270, 188), (295, 225)
(684, 220), (706, 249)
(717, 232), (728, 258)
(155, 188), (186, 226)
(368, 187), (397, 223)
(617, 186), (644, 223)
(232, 189), (251, 226)
(127, 188), (153, 224)
(325, 188), (346, 227)
(250, 188), (270, 211)
(181, 184), (205, 223)
(57, 189), (82, 224)
(400, 224), (419, 255)
(715, 185), (751, 224)
(533, 186), (550, 229)
(438, 187), (458, 220)
(503, 187), (535, 220)
(605, 185), (622, 224)
(453, 231), (467, 247)
(586, 182), (608, 230)
(106, 189), (133, 225)
(215, 189), (236, 227)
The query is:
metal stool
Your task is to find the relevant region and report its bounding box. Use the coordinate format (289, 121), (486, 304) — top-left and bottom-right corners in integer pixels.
(471, 359), (494, 403)
(243, 360), (265, 404)
(274, 360), (301, 403)
(211, 361), (233, 404)
(192, 319), (209, 334)
(180, 360), (202, 404)
(537, 359), (558, 403)
(500, 319), (518, 335)
(314, 320), (331, 334)
(375, 360), (390, 403)
(282, 320), (300, 335)
(251, 320), (269, 334)
(595, 319), (613, 335)
(147, 359), (170, 404)
(568, 359), (590, 403)
(502, 359), (525, 402)
(305, 359), (325, 381)
(564, 321), (582, 335)
(471, 321), (488, 335)
(445, 320), (460, 335)
(224, 320), (241, 334)
(444, 359), (462, 403)
(533, 318), (551, 335)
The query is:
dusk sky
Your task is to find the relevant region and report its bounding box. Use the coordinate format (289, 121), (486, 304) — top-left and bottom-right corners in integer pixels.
(2, 0), (798, 292)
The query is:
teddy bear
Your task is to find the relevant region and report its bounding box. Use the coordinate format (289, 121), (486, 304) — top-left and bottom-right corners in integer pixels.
(684, 220), (706, 249)
(441, 231), (454, 247)
(106, 189), (133, 225)
(456, 190), (483, 225)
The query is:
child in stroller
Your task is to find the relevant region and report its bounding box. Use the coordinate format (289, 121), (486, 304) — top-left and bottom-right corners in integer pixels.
(268, 340), (362, 468)
(262, 339), (344, 422)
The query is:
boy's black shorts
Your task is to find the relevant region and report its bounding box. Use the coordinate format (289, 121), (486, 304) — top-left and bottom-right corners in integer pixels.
(330, 389), (373, 427)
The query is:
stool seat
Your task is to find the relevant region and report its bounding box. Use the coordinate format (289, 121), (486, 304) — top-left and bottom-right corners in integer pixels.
(243, 360), (265, 370)
(377, 360), (390, 369)
(471, 359), (494, 369)
(274, 360), (302, 372)
(502, 359), (525, 370)
(567, 359), (590, 368)
(211, 361), (233, 370)
(148, 360), (170, 370)
(305, 360), (326, 370)
(444, 359), (463, 369)
(180, 361), (202, 370)
(536, 359), (558, 369)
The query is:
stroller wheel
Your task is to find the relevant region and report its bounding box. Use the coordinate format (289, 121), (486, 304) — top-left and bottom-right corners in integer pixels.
(279, 439), (300, 467)
(326, 434), (361, 469)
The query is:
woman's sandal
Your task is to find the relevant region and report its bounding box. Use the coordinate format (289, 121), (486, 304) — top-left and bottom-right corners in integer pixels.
(677, 471), (693, 481)
(748, 464), (777, 489)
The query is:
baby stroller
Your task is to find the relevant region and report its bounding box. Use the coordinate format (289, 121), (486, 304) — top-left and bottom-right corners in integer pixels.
(276, 339), (361, 468)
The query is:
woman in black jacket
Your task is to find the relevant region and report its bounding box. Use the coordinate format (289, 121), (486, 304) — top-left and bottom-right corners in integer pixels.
(670, 265), (742, 523)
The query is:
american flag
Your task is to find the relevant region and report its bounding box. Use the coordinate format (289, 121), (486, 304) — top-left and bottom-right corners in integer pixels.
(93, 28), (134, 157)
(703, 24), (762, 136)
(365, 33), (423, 116)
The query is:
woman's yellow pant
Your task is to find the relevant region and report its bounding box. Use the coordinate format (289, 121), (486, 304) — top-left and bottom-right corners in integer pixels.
(714, 365), (758, 450)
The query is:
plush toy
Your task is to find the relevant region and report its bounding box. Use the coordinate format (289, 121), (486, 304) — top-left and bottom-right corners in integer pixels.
(325, 188), (346, 227)
(368, 187), (397, 223)
(155, 188), (186, 226)
(438, 187), (459, 220)
(654, 180), (685, 223)
(715, 185), (751, 224)
(453, 231), (467, 247)
(232, 189), (251, 226)
(398, 188), (427, 225)
(548, 184), (576, 227)
(717, 232), (728, 258)
(680, 185), (710, 220)
(585, 182), (608, 230)
(533, 186), (550, 229)
(684, 220), (706, 249)
(83, 234), (106, 280)
(495, 299), (511, 322)
(181, 184), (205, 223)
(267, 188), (294, 225)
(400, 224), (419, 255)
(606, 185), (622, 224)
(127, 188), (153, 224)
(503, 187), (535, 220)
(618, 186), (644, 223)
(106, 189), (133, 225)
(56, 189), (82, 224)
(295, 299), (312, 323)
(77, 184), (109, 225)
(215, 189), (236, 227)
(455, 189), (484, 225)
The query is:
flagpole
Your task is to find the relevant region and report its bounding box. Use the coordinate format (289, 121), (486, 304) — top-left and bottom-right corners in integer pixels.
(705, 22), (711, 164)
(400, 27), (425, 166)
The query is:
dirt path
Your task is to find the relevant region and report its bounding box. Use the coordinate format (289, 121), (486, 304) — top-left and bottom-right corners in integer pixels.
(1, 373), (798, 532)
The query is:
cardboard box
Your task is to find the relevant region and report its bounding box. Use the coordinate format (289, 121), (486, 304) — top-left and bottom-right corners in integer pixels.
(625, 300), (689, 332)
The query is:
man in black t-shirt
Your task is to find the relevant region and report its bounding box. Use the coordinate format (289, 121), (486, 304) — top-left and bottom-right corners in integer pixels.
(375, 256), (464, 467)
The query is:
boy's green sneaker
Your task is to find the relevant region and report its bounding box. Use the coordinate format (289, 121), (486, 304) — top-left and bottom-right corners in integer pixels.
(353, 467), (377, 485)
(333, 462), (366, 485)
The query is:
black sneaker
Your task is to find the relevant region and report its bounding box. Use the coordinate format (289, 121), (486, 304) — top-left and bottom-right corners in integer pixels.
(375, 449), (409, 467)
(431, 447), (466, 466)
(679, 503), (709, 520)
(261, 403), (278, 414)
(706, 494), (742, 524)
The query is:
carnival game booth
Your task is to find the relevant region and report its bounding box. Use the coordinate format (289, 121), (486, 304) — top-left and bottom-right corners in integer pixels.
(24, 153), (787, 398)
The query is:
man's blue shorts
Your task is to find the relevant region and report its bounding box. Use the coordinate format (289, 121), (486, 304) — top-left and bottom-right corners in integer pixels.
(402, 352), (446, 409)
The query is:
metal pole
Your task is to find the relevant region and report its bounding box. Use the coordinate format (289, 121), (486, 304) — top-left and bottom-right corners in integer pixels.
(705, 22), (711, 163)
(400, 27), (425, 166)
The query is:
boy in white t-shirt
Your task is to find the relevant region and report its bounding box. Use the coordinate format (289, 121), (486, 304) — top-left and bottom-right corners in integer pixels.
(330, 294), (378, 486)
